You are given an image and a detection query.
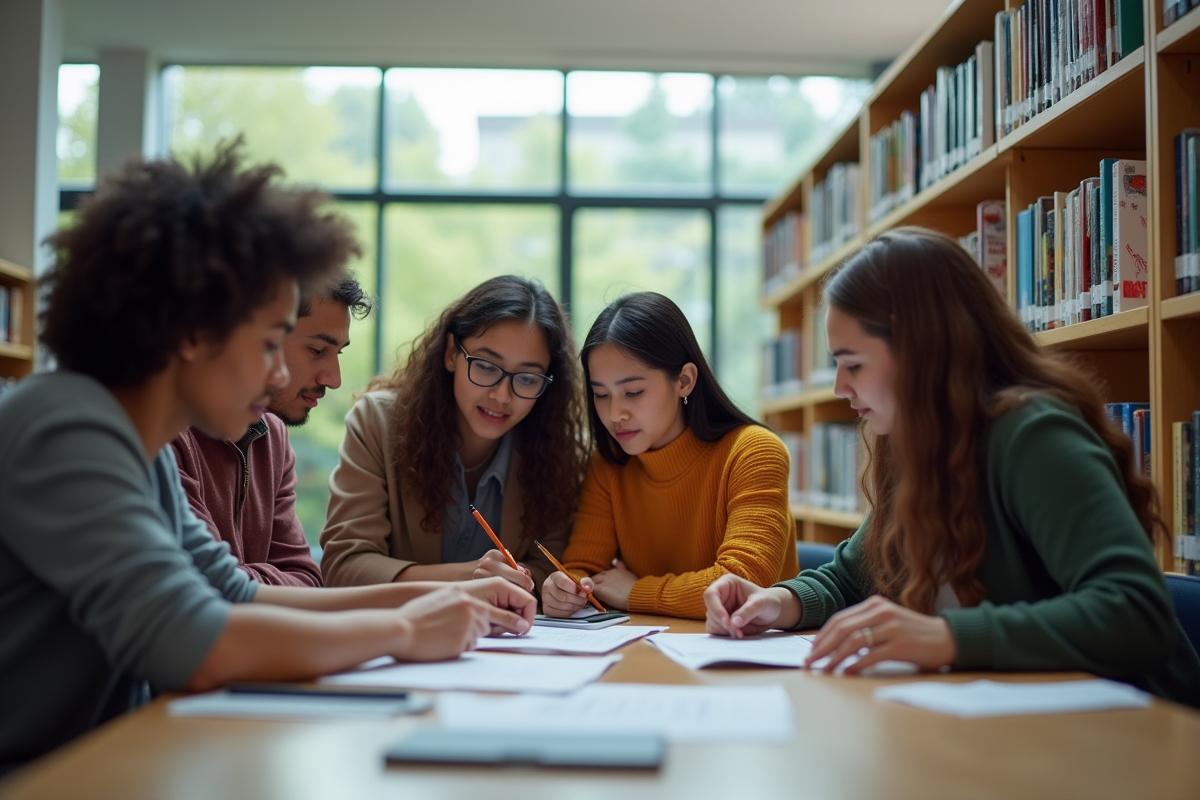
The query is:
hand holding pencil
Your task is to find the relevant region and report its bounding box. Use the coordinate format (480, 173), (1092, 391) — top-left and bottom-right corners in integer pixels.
(536, 539), (608, 616)
(468, 504), (534, 593)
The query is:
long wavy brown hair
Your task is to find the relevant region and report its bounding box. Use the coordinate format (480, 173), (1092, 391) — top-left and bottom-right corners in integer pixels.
(371, 275), (588, 536)
(825, 227), (1164, 613)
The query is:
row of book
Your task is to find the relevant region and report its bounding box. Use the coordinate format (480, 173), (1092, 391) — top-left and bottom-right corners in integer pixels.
(780, 423), (866, 514)
(1171, 411), (1200, 575)
(810, 163), (862, 265)
(1163, 0), (1200, 27)
(763, 210), (806, 297)
(1175, 129), (1200, 296)
(957, 200), (1009, 301)
(761, 328), (804, 399)
(868, 41), (996, 221)
(994, 0), (1143, 140)
(1015, 158), (1148, 333)
(1106, 402), (1152, 479)
(0, 285), (27, 345)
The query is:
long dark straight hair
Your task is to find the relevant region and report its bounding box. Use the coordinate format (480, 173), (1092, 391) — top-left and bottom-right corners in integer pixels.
(581, 291), (757, 465)
(372, 275), (588, 535)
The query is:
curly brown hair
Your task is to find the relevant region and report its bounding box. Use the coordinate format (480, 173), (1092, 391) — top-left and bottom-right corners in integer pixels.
(371, 275), (588, 538)
(40, 140), (360, 386)
(825, 226), (1164, 614)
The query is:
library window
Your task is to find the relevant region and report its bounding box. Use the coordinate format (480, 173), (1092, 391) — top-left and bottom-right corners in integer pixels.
(59, 65), (870, 544)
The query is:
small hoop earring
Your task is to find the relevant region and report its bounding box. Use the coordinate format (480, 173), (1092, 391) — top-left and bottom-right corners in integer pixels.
(683, 395), (689, 406)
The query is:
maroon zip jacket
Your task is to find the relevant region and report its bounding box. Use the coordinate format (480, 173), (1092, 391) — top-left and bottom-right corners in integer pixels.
(171, 414), (322, 587)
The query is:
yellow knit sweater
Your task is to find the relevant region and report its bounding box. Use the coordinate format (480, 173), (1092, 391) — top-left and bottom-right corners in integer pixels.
(563, 424), (799, 619)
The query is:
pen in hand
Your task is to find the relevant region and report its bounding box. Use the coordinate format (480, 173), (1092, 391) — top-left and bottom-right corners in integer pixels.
(469, 504), (521, 572)
(533, 539), (607, 613)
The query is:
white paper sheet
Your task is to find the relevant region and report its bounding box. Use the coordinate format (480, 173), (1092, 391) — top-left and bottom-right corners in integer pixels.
(649, 633), (917, 676)
(474, 625), (667, 655)
(874, 679), (1153, 717)
(319, 652), (620, 694)
(438, 683), (795, 743)
(167, 692), (413, 720)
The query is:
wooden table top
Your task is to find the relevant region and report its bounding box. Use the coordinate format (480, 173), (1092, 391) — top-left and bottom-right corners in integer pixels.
(3, 615), (1198, 800)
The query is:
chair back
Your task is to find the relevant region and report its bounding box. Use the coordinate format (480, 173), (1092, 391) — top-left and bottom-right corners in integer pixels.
(796, 542), (837, 572)
(1166, 574), (1200, 654)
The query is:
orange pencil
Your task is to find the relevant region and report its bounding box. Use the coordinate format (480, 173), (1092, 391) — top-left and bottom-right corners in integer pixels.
(533, 539), (607, 613)
(469, 504), (520, 571)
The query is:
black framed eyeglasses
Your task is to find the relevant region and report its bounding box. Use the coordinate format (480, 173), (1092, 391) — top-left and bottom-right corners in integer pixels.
(457, 342), (553, 399)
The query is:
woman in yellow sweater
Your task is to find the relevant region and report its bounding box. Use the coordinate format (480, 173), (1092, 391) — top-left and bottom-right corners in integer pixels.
(542, 292), (798, 620)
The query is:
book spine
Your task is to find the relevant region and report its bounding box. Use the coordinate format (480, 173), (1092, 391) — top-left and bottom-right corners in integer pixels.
(1099, 157), (1118, 317)
(1113, 159), (1150, 312)
(1175, 422), (1188, 573)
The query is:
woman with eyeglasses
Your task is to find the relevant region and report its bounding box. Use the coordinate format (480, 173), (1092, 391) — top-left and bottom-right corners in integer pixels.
(541, 292), (799, 620)
(320, 276), (589, 594)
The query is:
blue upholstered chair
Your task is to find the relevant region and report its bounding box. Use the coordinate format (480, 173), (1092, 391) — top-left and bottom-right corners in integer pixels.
(795, 542), (838, 572)
(1166, 574), (1200, 654)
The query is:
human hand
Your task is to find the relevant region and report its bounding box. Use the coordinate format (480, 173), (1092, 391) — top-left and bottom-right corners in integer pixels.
(704, 574), (799, 638)
(393, 585), (531, 662)
(590, 559), (636, 610)
(472, 549), (535, 593)
(458, 576), (537, 634)
(806, 595), (956, 674)
(540, 571), (594, 617)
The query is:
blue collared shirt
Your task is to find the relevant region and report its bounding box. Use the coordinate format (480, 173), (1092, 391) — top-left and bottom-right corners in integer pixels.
(440, 432), (513, 563)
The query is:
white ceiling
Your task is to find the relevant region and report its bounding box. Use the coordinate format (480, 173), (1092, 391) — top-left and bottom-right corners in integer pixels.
(63, 0), (954, 77)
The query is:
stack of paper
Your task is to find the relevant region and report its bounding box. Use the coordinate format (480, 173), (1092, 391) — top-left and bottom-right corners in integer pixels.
(437, 684), (795, 743)
(649, 633), (917, 676)
(875, 679), (1153, 717)
(168, 692), (417, 720)
(475, 625), (667, 655)
(320, 652), (620, 694)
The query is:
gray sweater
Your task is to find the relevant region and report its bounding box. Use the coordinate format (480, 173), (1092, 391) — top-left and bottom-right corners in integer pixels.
(0, 372), (257, 765)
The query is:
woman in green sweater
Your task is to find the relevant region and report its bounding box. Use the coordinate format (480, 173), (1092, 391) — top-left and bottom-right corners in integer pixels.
(705, 226), (1200, 706)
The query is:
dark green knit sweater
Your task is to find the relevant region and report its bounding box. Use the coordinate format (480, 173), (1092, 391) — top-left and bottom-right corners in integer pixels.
(776, 396), (1200, 707)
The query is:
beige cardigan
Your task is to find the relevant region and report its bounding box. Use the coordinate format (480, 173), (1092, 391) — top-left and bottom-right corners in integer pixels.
(319, 390), (567, 589)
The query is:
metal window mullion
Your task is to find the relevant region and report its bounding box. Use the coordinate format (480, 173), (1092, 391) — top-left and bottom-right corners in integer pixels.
(373, 67), (387, 377)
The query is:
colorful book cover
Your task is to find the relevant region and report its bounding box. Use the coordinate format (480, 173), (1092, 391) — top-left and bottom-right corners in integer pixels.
(1193, 411), (1200, 552)
(1053, 191), (1069, 326)
(1017, 207), (1034, 329)
(1079, 177), (1099, 321)
(1112, 159), (1149, 312)
(1173, 421), (1191, 573)
(1188, 134), (1199, 293)
(1098, 157), (1118, 316)
(978, 200), (1007, 299)
(1115, 0), (1144, 60)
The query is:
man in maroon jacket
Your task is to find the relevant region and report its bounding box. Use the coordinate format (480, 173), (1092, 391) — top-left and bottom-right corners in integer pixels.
(171, 273), (372, 586)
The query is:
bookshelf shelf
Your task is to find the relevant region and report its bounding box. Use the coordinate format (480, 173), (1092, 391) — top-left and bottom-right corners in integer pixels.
(1157, 7), (1200, 54)
(762, 236), (865, 309)
(0, 258), (36, 380)
(0, 258), (32, 282)
(868, 0), (1006, 112)
(761, 0), (1194, 569)
(1032, 307), (1150, 350)
(1162, 291), (1200, 320)
(0, 342), (33, 361)
(760, 386), (841, 416)
(997, 48), (1147, 153)
(866, 145), (1010, 239)
(791, 504), (864, 530)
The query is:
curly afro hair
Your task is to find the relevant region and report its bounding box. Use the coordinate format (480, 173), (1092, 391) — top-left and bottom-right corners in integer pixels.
(40, 140), (361, 386)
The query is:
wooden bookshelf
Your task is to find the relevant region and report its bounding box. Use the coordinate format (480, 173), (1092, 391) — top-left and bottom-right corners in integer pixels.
(760, 386), (840, 416)
(760, 0), (1199, 568)
(791, 504), (865, 531)
(1033, 307), (1150, 350)
(1161, 291), (1200, 320)
(0, 257), (35, 383)
(1157, 5), (1200, 53)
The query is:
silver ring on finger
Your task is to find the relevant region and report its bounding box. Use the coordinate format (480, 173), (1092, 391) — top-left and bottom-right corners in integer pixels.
(858, 626), (874, 648)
